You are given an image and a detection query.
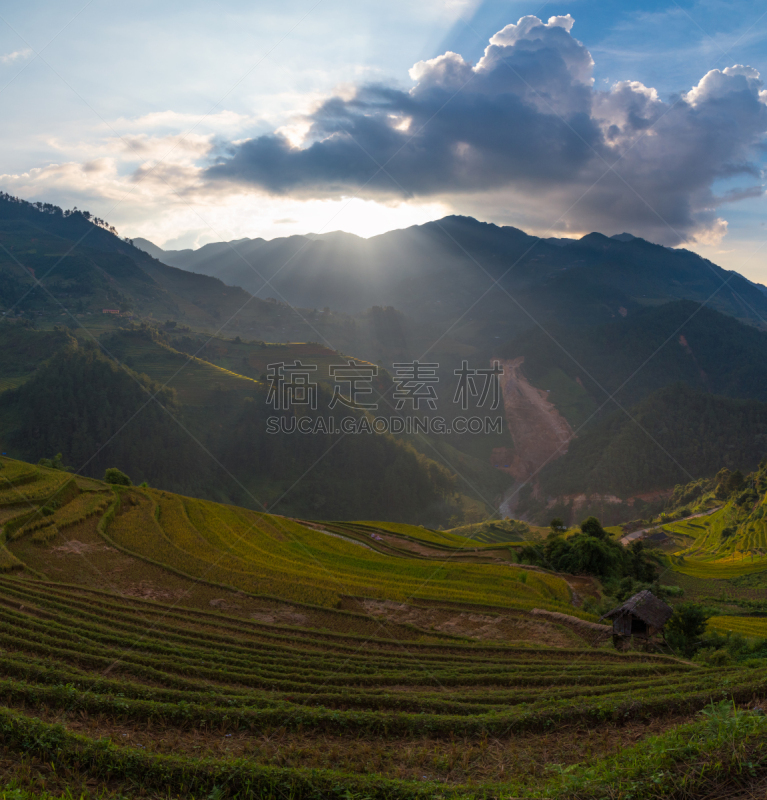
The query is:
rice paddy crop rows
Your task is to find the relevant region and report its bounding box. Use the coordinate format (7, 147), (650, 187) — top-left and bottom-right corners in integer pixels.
(0, 472), (70, 508)
(2, 463), (767, 797)
(708, 615), (767, 639)
(0, 578), (764, 798)
(103, 489), (579, 613)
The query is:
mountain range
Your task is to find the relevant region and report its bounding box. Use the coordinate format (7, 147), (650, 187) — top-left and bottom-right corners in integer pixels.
(135, 217), (767, 340)
(4, 191), (767, 525)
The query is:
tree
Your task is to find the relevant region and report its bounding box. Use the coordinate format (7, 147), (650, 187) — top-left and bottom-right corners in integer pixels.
(726, 469), (745, 494)
(566, 534), (621, 576)
(580, 516), (609, 540)
(666, 603), (711, 658)
(38, 453), (68, 471)
(104, 467), (131, 486)
(549, 517), (566, 534)
(628, 540), (658, 582)
(715, 468), (732, 499)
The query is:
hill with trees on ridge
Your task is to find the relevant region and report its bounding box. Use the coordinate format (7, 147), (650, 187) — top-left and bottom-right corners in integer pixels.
(0, 193), (343, 343)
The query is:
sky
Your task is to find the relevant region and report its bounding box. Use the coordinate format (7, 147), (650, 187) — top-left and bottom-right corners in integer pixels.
(1, 0), (766, 280)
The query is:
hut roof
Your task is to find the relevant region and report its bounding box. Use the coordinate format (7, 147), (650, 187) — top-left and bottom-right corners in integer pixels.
(601, 590), (674, 628)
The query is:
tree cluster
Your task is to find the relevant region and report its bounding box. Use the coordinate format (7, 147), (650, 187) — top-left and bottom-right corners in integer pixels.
(516, 516), (658, 583)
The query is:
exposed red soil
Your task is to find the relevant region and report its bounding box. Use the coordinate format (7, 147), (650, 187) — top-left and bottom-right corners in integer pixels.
(494, 357), (574, 481)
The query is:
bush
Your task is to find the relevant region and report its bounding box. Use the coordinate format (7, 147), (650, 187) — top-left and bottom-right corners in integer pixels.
(37, 453), (69, 471)
(698, 629), (767, 663)
(517, 516), (659, 584)
(104, 468), (131, 486)
(694, 648), (732, 667)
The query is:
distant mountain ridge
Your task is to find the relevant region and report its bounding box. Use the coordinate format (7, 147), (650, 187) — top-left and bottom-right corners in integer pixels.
(134, 216), (767, 338)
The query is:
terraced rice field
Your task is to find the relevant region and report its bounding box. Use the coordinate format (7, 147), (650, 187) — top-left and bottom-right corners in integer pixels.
(708, 615), (767, 639)
(0, 578), (763, 799)
(101, 487), (573, 611)
(2, 457), (767, 797)
(443, 519), (547, 544)
(665, 503), (767, 558)
(666, 553), (767, 578)
(0, 375), (29, 393)
(659, 503), (767, 580)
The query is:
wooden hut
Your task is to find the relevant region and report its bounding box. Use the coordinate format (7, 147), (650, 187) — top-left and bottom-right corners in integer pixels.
(601, 590), (673, 648)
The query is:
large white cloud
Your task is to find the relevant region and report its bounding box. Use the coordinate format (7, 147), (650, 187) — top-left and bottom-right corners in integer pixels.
(205, 15), (767, 245)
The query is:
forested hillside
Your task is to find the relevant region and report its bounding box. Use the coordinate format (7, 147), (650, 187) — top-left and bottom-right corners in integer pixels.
(0, 194), (323, 341)
(0, 328), (460, 524)
(6, 193), (767, 519)
(533, 384), (767, 499)
(502, 301), (767, 425)
(0, 342), (214, 496)
(495, 302), (767, 518)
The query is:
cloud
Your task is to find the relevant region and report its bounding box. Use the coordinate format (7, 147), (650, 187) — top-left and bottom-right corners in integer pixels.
(0, 48), (32, 65)
(204, 15), (767, 245)
(113, 110), (257, 135)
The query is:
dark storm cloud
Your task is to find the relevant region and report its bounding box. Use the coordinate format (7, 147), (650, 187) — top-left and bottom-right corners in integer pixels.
(204, 15), (767, 244)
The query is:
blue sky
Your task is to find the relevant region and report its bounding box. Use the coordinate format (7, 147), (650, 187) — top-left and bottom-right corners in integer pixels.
(1, 0), (766, 280)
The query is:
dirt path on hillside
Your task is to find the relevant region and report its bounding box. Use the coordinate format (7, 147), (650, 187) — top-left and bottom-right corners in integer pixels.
(619, 507), (722, 546)
(496, 357), (574, 482)
(348, 598), (587, 647)
(530, 608), (612, 645)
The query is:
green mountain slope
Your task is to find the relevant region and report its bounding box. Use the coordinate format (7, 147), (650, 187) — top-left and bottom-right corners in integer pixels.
(0, 327), (461, 524)
(0, 193), (319, 339)
(503, 301), (767, 427)
(522, 384), (767, 509)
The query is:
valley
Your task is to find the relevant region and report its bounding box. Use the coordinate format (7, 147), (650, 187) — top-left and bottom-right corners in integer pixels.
(4, 2), (767, 796)
(7, 195), (767, 527)
(1, 194), (767, 798)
